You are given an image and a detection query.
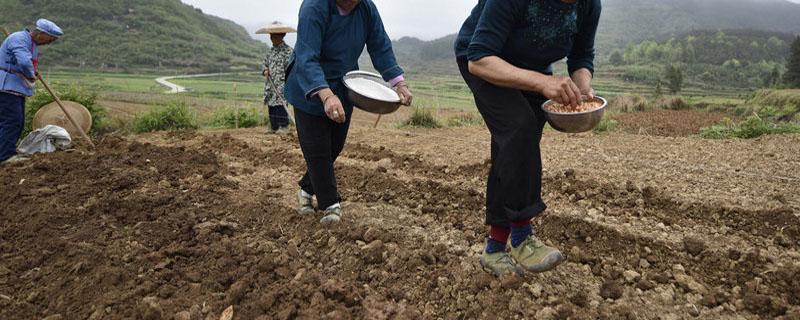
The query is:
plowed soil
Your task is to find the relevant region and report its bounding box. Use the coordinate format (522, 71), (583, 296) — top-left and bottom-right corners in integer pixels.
(612, 110), (736, 137)
(1, 109), (799, 320)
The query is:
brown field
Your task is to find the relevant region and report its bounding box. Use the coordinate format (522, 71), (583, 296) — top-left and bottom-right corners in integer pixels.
(1, 109), (799, 319)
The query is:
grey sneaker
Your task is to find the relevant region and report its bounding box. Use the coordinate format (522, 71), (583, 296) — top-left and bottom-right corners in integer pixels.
(320, 206), (342, 225)
(297, 190), (315, 215)
(2, 155), (30, 163)
(265, 128), (277, 134)
(276, 127), (291, 135)
(480, 251), (524, 277)
(509, 235), (564, 273)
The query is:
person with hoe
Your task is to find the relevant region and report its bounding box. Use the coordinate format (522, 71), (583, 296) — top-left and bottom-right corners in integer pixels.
(258, 21), (295, 134)
(455, 0), (601, 276)
(284, 0), (413, 225)
(0, 19), (63, 163)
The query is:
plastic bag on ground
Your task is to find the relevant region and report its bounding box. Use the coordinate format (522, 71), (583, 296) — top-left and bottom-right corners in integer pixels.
(18, 125), (72, 156)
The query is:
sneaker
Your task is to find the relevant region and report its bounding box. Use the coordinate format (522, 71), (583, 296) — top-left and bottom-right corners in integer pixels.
(509, 235), (564, 273)
(276, 127), (291, 135)
(265, 128), (277, 134)
(2, 155), (30, 163)
(480, 251), (523, 277)
(319, 206), (342, 225)
(297, 190), (316, 215)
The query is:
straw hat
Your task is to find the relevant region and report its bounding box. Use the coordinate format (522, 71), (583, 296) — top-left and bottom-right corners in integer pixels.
(33, 101), (92, 136)
(256, 21), (297, 34)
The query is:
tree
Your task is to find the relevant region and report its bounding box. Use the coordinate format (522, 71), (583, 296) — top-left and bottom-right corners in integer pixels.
(653, 78), (663, 98)
(665, 65), (683, 94)
(763, 65), (780, 88)
(609, 49), (625, 65)
(784, 36), (800, 88)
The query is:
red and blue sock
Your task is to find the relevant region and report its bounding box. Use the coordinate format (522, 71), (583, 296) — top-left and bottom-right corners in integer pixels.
(485, 226), (510, 254)
(510, 219), (532, 248)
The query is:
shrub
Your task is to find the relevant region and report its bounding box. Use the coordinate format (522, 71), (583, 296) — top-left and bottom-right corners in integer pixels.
(401, 105), (441, 128)
(697, 107), (800, 139)
(608, 94), (648, 112)
(592, 117), (618, 134)
(650, 95), (689, 110)
(446, 112), (484, 127)
(23, 85), (107, 138)
(131, 101), (198, 134)
(208, 105), (266, 129)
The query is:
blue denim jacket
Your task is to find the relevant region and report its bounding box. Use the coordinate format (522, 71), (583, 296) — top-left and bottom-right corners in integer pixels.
(284, 0), (403, 116)
(0, 30), (38, 97)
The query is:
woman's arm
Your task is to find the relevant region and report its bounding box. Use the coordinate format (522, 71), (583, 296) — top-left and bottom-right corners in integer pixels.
(469, 56), (582, 107)
(364, 1), (412, 105)
(567, 0), (602, 98)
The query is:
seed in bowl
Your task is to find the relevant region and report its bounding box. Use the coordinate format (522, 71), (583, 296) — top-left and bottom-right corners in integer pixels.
(546, 99), (604, 113)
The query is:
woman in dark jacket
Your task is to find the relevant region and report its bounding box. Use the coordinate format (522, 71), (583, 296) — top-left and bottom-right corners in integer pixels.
(455, 0), (601, 276)
(284, 0), (413, 225)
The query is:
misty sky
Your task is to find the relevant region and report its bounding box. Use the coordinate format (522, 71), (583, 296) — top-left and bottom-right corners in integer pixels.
(182, 0), (478, 44)
(182, 0), (800, 45)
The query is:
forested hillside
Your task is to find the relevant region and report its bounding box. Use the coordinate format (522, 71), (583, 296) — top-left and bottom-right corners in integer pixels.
(0, 0), (267, 72)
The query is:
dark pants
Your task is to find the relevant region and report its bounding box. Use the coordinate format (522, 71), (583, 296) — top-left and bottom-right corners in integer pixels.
(295, 108), (351, 209)
(268, 105), (290, 130)
(457, 56), (548, 228)
(0, 92), (25, 162)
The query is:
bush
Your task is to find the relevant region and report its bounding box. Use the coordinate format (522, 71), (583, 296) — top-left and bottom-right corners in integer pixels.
(23, 85), (107, 138)
(208, 105), (266, 129)
(401, 105), (441, 128)
(650, 95), (689, 110)
(608, 94), (648, 112)
(131, 101), (198, 134)
(697, 107), (800, 139)
(592, 117), (618, 134)
(446, 112), (484, 127)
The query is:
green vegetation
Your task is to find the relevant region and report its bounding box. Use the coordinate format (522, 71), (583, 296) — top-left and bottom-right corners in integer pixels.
(401, 103), (441, 129)
(592, 117), (618, 134)
(131, 101), (198, 134)
(784, 36), (800, 88)
(697, 107), (800, 139)
(208, 106), (266, 129)
(446, 113), (484, 127)
(613, 30), (793, 88)
(0, 0), (267, 72)
(743, 89), (800, 120)
(23, 85), (107, 138)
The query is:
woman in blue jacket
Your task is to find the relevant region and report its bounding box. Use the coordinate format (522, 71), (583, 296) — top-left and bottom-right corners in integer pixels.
(455, 0), (601, 276)
(284, 0), (413, 225)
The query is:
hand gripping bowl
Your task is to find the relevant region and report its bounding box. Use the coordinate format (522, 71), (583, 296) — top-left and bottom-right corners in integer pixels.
(343, 71), (401, 115)
(541, 96), (608, 133)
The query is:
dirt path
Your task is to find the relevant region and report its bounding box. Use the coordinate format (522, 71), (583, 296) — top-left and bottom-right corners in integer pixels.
(1, 124), (798, 319)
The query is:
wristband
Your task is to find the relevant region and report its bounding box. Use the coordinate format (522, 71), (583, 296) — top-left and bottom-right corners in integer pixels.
(322, 94), (335, 105)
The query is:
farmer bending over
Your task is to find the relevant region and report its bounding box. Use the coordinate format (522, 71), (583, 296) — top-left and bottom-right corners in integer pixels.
(284, 0), (413, 225)
(0, 19), (62, 163)
(455, 0), (601, 276)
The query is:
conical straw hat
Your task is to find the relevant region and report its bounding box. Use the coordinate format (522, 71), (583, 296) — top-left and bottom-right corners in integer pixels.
(32, 101), (92, 136)
(256, 21), (297, 34)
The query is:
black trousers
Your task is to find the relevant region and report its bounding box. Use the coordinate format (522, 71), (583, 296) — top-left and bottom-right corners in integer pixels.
(457, 56), (548, 228)
(295, 108), (351, 209)
(268, 105), (290, 130)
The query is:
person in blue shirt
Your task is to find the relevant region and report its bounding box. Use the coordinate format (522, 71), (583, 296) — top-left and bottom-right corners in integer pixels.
(0, 19), (63, 163)
(455, 0), (601, 276)
(284, 0), (413, 225)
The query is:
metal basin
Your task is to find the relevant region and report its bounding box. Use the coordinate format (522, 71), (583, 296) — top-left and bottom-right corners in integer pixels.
(343, 71), (401, 115)
(541, 96), (607, 133)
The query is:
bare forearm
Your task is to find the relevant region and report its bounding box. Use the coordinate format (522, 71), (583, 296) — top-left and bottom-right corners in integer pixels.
(570, 68), (593, 93)
(468, 56), (548, 92)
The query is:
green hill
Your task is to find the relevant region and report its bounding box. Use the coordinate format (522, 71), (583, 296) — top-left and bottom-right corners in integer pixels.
(382, 0), (800, 70)
(0, 0), (267, 72)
